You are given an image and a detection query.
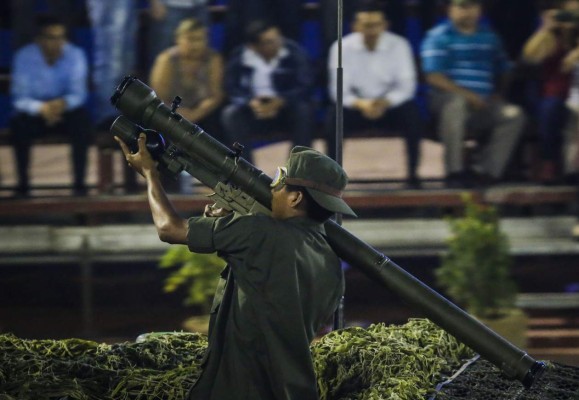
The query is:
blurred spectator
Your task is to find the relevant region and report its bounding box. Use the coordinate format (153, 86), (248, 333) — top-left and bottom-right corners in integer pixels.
(522, 0), (579, 184)
(222, 0), (301, 55)
(149, 17), (224, 193)
(147, 0), (210, 69)
(420, 0), (525, 188)
(150, 18), (223, 128)
(10, 0), (80, 49)
(86, 0), (137, 129)
(10, 14), (90, 197)
(320, 0), (441, 54)
(326, 1), (424, 188)
(221, 20), (314, 164)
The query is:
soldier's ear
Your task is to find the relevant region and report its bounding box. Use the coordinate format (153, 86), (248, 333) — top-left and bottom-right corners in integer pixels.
(287, 190), (304, 209)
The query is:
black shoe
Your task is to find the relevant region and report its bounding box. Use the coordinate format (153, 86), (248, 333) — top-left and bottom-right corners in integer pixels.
(406, 176), (422, 190)
(13, 185), (30, 198)
(73, 185), (88, 196)
(563, 173), (579, 185)
(472, 172), (498, 188)
(445, 172), (471, 188)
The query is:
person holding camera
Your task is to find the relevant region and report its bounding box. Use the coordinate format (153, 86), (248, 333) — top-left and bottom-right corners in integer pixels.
(522, 0), (579, 184)
(220, 20), (314, 164)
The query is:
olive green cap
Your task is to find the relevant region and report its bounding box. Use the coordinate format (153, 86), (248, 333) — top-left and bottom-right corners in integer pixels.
(285, 146), (356, 217)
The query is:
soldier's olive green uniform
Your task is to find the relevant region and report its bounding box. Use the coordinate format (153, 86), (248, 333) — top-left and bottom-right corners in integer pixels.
(186, 212), (344, 400)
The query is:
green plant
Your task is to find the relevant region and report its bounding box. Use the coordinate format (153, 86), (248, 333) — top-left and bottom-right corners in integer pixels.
(159, 246), (225, 313)
(436, 194), (517, 319)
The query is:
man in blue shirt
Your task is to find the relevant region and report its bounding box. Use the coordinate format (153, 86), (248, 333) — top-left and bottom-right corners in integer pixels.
(10, 14), (90, 196)
(420, 0), (526, 187)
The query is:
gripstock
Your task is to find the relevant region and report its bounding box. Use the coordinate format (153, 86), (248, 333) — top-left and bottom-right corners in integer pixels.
(110, 76), (546, 388)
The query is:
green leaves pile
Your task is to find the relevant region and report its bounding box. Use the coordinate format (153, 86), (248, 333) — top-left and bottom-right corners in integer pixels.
(0, 319), (473, 399)
(0, 332), (207, 400)
(311, 319), (475, 400)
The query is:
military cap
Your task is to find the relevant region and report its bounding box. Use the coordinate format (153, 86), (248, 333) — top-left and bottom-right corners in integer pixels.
(283, 146), (356, 217)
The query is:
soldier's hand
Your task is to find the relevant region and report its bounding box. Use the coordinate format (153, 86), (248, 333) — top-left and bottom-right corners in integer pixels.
(115, 132), (158, 178)
(204, 203), (232, 217)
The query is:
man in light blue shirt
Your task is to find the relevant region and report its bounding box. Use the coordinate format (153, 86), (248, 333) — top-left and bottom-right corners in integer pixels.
(10, 14), (91, 196)
(420, 0), (525, 187)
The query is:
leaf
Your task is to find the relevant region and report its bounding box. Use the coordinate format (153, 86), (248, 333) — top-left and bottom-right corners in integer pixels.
(158, 247), (226, 308)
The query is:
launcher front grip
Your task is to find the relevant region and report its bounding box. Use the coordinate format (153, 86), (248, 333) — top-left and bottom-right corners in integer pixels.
(110, 76), (546, 388)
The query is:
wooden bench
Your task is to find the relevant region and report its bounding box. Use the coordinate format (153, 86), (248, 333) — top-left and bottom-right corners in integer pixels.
(0, 125), (120, 194)
(0, 71), (122, 194)
(0, 184), (575, 225)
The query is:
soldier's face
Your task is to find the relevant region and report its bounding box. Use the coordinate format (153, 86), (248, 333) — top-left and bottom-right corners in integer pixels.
(271, 184), (290, 220)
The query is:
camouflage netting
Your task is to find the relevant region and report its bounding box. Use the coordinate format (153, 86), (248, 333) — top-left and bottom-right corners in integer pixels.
(0, 331), (207, 400)
(1, 318), (577, 399)
(312, 319), (475, 400)
(433, 358), (579, 400)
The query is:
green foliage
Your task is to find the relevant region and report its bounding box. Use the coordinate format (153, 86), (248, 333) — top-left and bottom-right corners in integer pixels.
(0, 319), (475, 400)
(436, 194), (517, 319)
(312, 319), (475, 400)
(0, 332), (207, 400)
(159, 246), (225, 312)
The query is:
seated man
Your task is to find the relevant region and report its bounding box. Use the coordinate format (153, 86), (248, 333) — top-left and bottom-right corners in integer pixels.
(221, 20), (314, 164)
(420, 0), (526, 187)
(10, 14), (90, 196)
(326, 0), (424, 188)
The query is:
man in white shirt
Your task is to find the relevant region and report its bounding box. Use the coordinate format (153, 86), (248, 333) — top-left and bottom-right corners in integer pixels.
(327, 0), (424, 188)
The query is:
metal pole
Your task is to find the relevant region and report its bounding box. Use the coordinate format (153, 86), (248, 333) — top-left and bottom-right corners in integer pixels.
(80, 235), (94, 337)
(333, 0), (345, 331)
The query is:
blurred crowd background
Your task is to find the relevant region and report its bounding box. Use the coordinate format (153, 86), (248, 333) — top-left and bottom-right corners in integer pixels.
(1, 0), (578, 196)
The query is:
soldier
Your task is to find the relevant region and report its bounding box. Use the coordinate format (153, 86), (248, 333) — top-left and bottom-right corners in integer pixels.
(115, 130), (356, 399)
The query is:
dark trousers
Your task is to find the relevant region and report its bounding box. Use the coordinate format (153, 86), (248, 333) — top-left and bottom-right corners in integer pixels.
(537, 96), (569, 161)
(9, 107), (90, 191)
(325, 100), (423, 180)
(220, 101), (312, 164)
